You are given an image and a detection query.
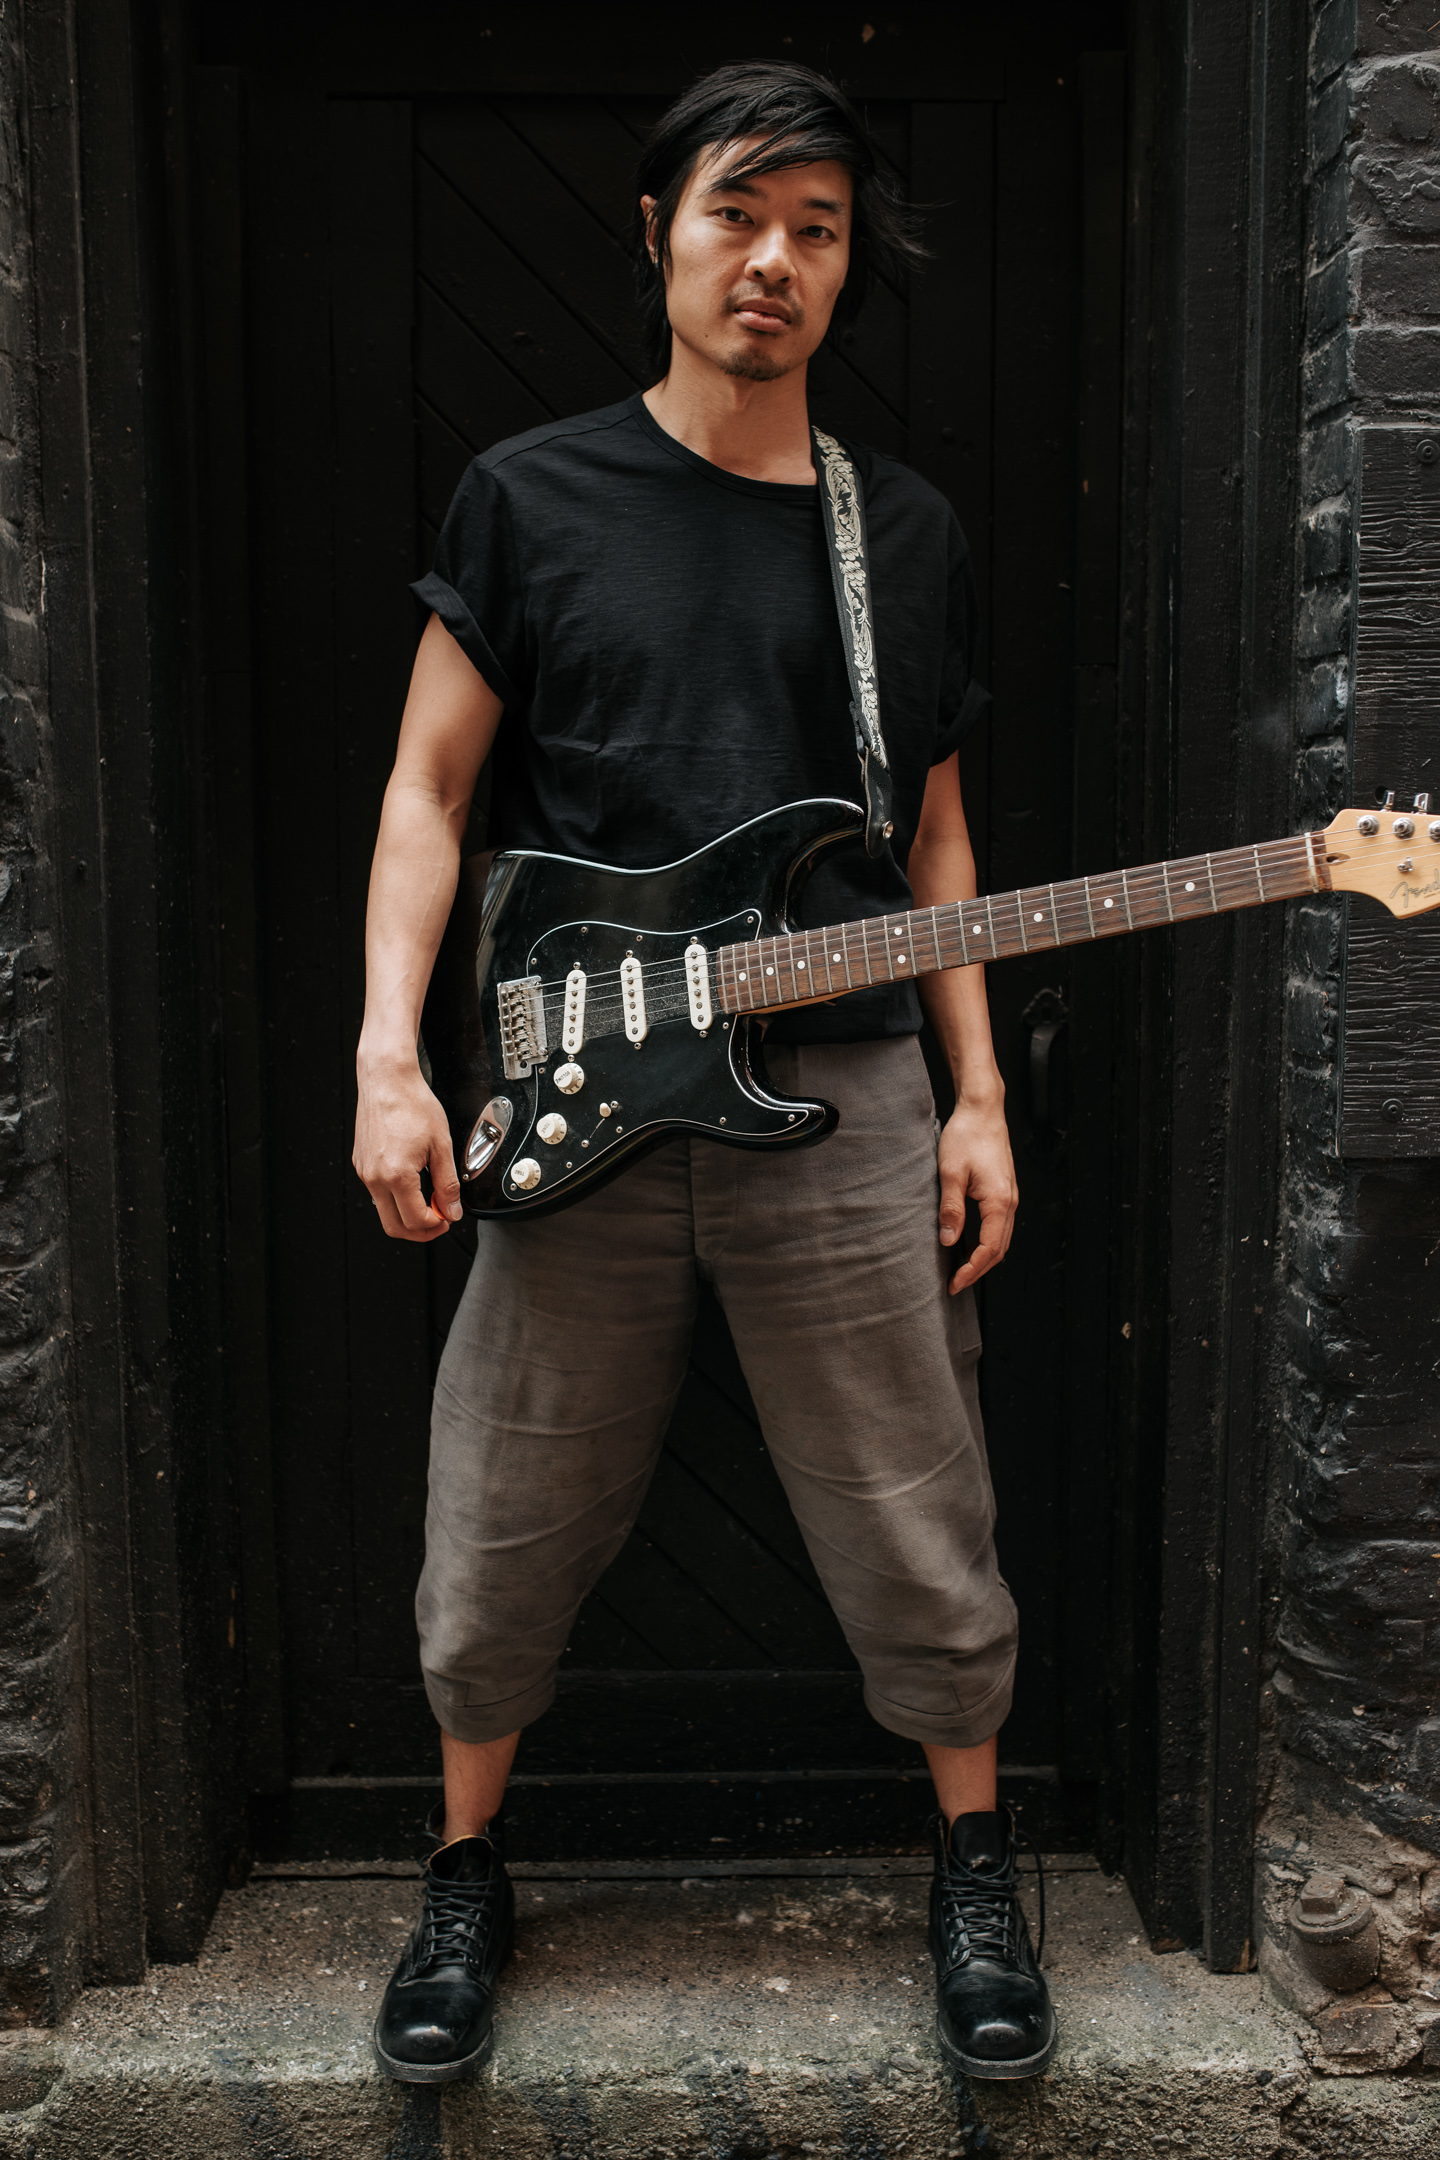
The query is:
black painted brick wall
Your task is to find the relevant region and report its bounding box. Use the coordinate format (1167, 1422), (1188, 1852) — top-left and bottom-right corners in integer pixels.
(1268, 0), (1440, 1856)
(0, 6), (86, 2024)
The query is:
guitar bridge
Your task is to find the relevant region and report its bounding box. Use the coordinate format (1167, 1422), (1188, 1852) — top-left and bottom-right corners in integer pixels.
(496, 975), (548, 1079)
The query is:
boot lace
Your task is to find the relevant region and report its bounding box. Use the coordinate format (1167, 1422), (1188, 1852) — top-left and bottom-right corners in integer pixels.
(412, 1866), (499, 1977)
(938, 1818), (1046, 1971)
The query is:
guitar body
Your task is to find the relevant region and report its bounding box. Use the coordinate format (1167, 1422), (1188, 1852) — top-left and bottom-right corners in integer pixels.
(421, 798), (867, 1219)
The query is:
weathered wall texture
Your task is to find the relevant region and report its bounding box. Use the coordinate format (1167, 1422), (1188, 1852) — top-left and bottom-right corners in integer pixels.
(1259, 0), (1440, 2074)
(0, 6), (86, 2026)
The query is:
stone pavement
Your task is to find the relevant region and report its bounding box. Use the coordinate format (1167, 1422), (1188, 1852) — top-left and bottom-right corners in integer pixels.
(1, 1854), (1436, 2157)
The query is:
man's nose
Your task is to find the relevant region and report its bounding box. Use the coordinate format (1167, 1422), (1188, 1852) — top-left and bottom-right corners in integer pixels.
(746, 222), (795, 285)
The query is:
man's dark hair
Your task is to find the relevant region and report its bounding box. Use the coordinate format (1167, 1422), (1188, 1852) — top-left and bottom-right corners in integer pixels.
(631, 61), (924, 377)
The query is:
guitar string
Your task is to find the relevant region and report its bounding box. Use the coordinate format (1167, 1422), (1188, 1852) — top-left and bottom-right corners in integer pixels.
(521, 840), (1324, 1026)
(525, 840), (1322, 999)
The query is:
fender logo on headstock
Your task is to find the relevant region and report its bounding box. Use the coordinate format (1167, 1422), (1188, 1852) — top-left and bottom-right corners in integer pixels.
(1325, 791), (1440, 920)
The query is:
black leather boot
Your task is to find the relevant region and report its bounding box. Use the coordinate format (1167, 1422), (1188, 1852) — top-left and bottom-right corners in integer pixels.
(372, 1819), (515, 2082)
(929, 1808), (1057, 2080)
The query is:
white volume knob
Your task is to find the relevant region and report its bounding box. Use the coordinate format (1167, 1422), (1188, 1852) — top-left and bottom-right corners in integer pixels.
(553, 1062), (585, 1095)
(536, 1113), (567, 1146)
(509, 1157), (542, 1190)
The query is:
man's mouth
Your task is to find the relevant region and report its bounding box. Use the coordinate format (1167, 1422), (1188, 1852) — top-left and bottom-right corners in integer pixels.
(729, 296), (794, 332)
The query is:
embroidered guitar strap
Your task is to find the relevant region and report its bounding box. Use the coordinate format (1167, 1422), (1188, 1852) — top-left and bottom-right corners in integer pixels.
(812, 426), (894, 861)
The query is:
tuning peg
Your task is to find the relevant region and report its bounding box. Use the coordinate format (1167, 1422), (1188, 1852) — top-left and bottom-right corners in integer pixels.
(1375, 788), (1397, 810)
(1415, 792), (1431, 813)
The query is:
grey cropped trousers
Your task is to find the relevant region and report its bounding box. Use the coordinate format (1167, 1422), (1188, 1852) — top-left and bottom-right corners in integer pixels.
(417, 1035), (1018, 1751)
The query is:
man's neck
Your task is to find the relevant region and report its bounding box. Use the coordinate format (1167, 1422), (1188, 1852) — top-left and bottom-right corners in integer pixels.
(643, 346), (816, 487)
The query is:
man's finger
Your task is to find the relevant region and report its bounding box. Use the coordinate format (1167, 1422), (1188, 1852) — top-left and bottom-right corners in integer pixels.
(429, 1133), (465, 1224)
(387, 1158), (449, 1237)
(945, 1192), (1014, 1292)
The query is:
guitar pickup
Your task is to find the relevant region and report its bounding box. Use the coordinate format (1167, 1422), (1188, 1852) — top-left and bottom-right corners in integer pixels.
(562, 968), (586, 1055)
(684, 942), (712, 1031)
(496, 975), (548, 1079)
(620, 955), (648, 1043)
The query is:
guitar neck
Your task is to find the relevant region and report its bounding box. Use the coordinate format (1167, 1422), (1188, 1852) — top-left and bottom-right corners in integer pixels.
(713, 831), (1330, 1016)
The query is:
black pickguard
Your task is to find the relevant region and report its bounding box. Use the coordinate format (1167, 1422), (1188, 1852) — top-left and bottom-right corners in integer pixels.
(420, 798), (866, 1219)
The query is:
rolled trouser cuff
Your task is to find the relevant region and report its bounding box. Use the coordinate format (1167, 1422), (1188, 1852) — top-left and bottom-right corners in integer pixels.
(862, 1657), (1015, 1752)
(424, 1670), (558, 1745)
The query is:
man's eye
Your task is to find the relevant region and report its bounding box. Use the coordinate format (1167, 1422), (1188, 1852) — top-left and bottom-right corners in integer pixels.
(717, 206), (749, 224)
(801, 225), (835, 241)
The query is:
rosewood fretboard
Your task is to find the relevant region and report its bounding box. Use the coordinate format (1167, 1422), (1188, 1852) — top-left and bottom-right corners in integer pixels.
(713, 832), (1329, 1015)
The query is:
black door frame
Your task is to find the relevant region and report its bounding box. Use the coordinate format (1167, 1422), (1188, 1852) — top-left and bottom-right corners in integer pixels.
(29, 0), (1305, 1976)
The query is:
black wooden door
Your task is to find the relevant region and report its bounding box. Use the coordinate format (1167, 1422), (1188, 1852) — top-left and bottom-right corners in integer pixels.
(204, 6), (1128, 1858)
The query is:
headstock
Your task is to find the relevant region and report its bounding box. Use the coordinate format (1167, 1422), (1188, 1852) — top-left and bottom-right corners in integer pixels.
(1324, 790), (1440, 918)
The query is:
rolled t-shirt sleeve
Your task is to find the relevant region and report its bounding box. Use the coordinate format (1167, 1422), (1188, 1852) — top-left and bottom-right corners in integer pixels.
(931, 513), (992, 764)
(411, 459), (528, 709)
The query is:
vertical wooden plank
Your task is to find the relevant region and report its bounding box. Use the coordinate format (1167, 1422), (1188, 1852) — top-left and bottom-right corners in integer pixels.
(1062, 51), (1127, 1814)
(192, 63), (286, 1795)
(327, 102), (434, 1681)
(245, 82), (353, 1774)
(1341, 429), (1440, 1157)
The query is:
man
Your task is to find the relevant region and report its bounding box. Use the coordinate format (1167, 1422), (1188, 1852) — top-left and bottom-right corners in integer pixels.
(353, 61), (1056, 2086)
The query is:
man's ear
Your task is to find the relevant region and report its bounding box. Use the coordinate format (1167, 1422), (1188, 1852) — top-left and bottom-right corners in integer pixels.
(639, 193), (660, 266)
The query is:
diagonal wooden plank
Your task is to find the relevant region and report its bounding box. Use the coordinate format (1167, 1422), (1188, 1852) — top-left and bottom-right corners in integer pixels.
(419, 102), (647, 381)
(592, 1526), (774, 1669)
(638, 1449), (853, 1667)
(416, 156), (636, 417)
(562, 1590), (663, 1669)
(416, 278), (551, 461)
(500, 96), (650, 239)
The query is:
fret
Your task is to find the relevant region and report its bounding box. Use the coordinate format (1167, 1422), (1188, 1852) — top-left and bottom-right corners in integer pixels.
(929, 905), (944, 972)
(957, 903), (976, 963)
(1016, 892), (1029, 953)
(880, 921), (896, 981)
(819, 932), (835, 997)
(860, 922), (873, 985)
(985, 895), (998, 960)
(1082, 875), (1096, 940)
(1049, 882), (1060, 943)
(785, 934), (803, 1001)
(1120, 868), (1134, 930)
(1253, 844), (1265, 901)
(1205, 853), (1218, 914)
(1160, 861), (1174, 922)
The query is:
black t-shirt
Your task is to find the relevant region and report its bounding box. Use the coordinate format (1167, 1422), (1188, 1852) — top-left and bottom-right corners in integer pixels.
(413, 393), (989, 1042)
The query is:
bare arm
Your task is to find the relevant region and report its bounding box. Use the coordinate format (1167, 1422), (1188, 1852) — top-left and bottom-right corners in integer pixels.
(354, 614), (504, 1241)
(908, 752), (1018, 1292)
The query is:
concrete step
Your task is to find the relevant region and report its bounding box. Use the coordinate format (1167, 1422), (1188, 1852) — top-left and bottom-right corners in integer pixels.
(2, 1855), (1436, 2157)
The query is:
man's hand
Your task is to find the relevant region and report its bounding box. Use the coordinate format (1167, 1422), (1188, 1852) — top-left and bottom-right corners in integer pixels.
(937, 1095), (1018, 1294)
(354, 1055), (464, 1242)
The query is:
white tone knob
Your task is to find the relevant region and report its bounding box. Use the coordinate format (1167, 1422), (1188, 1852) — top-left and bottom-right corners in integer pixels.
(684, 941), (713, 1031)
(509, 1157), (542, 1191)
(537, 1113), (567, 1145)
(553, 1062), (585, 1094)
(562, 969), (586, 1056)
(620, 954), (648, 1042)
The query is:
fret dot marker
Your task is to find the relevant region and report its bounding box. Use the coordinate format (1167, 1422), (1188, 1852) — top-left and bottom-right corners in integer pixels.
(972, 924), (982, 934)
(1033, 911), (1043, 922)
(1185, 881), (1196, 892)
(893, 927), (902, 936)
(738, 972), (746, 981)
(797, 960), (806, 970)
(832, 953), (841, 963)
(765, 966), (774, 976)
(898, 954), (907, 965)
(1103, 898), (1114, 909)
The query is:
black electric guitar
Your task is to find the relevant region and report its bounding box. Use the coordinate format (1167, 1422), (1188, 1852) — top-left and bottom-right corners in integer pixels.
(420, 790), (1438, 1220)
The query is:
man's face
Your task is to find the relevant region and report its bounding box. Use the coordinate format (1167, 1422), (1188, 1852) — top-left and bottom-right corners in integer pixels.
(648, 141), (853, 382)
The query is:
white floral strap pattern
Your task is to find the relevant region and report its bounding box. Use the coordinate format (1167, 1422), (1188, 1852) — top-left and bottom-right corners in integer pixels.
(812, 427), (889, 773)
